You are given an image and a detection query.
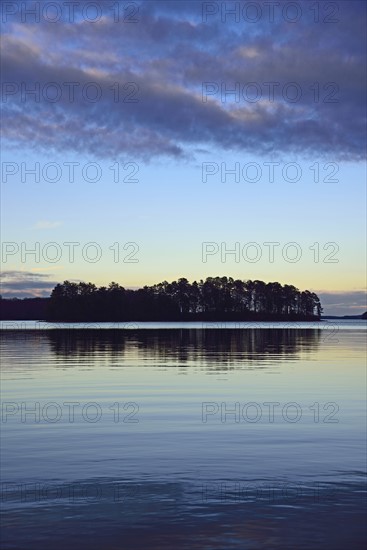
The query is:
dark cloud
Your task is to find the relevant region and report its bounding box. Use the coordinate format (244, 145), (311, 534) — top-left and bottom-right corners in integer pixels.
(318, 291), (366, 316)
(1, 1), (366, 159)
(0, 271), (52, 280)
(0, 271), (58, 297)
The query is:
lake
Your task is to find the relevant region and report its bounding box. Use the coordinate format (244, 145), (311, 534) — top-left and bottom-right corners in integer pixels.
(1, 321), (366, 549)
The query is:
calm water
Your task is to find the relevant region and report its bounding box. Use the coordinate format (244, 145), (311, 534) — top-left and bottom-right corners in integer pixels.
(1, 323), (366, 549)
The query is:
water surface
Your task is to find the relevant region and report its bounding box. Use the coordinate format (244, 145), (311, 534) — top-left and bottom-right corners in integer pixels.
(1, 324), (366, 549)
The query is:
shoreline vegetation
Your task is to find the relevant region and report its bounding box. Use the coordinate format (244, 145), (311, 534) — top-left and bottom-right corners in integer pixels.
(1, 277), (324, 322)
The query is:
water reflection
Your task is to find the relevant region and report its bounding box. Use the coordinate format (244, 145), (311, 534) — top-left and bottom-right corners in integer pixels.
(1, 329), (322, 368)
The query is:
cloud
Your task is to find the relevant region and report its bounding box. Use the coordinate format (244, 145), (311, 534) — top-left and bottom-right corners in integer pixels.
(33, 221), (62, 229)
(0, 271), (52, 280)
(1, 0), (365, 160)
(0, 271), (58, 297)
(317, 290), (367, 316)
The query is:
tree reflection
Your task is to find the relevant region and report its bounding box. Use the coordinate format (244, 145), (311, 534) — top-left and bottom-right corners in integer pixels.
(42, 329), (321, 370)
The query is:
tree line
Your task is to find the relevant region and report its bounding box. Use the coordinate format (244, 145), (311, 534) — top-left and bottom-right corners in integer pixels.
(44, 277), (323, 321)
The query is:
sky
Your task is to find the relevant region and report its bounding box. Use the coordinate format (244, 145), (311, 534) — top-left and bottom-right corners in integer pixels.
(1, 0), (366, 315)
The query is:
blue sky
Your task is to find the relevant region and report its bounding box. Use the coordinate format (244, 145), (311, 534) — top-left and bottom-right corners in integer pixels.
(1, 0), (366, 315)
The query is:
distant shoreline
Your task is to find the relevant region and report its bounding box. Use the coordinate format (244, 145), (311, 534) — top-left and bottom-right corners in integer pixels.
(321, 314), (366, 320)
(2, 279), (365, 322)
(0, 316), (322, 322)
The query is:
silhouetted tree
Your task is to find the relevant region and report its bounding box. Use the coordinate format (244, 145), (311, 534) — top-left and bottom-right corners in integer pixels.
(45, 277), (323, 322)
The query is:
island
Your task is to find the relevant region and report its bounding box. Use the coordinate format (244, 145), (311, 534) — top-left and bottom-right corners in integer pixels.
(1, 277), (323, 322)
